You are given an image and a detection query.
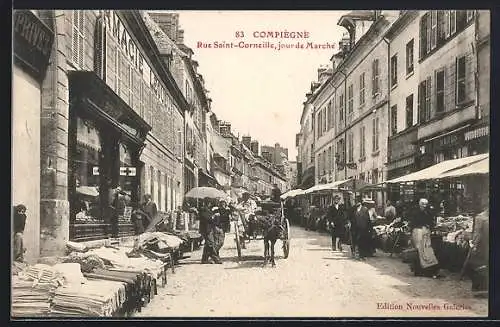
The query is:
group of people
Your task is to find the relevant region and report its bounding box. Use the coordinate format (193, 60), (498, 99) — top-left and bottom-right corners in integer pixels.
(325, 195), (378, 260)
(323, 195), (488, 296)
(190, 198), (233, 264)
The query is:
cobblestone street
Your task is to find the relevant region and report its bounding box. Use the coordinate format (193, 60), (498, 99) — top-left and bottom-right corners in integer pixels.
(135, 226), (488, 317)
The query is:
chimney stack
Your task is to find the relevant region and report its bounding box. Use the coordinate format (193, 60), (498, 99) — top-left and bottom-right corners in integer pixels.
(242, 136), (252, 149)
(177, 29), (184, 44)
(148, 12), (179, 42)
(250, 140), (259, 156)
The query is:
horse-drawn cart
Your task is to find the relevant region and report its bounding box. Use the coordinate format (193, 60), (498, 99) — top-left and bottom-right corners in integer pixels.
(233, 200), (290, 265)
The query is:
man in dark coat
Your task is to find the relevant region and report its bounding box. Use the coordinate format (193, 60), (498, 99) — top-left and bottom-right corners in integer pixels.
(141, 194), (157, 231)
(271, 184), (282, 203)
(469, 209), (489, 297)
(326, 195), (346, 252)
(352, 199), (374, 260)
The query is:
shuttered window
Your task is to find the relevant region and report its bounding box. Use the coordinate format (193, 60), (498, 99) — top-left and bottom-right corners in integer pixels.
(406, 94), (414, 129)
(106, 38), (117, 92)
(456, 56), (467, 104)
(436, 69), (445, 112)
(359, 73), (365, 106)
(348, 84), (354, 114)
(372, 59), (380, 96)
(71, 10), (85, 69)
(360, 126), (366, 158)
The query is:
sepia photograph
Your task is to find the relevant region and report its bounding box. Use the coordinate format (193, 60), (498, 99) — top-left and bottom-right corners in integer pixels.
(11, 9), (490, 318)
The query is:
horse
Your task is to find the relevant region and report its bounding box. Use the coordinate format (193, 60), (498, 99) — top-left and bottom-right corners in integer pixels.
(255, 202), (284, 267)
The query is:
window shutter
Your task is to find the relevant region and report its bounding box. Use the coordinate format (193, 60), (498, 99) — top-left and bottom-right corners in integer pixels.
(417, 82), (423, 123)
(78, 11), (84, 68)
(420, 13), (428, 58)
(71, 11), (79, 64)
(426, 76), (432, 121)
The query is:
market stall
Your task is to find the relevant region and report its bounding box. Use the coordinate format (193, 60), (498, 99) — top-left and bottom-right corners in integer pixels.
(377, 153), (489, 273)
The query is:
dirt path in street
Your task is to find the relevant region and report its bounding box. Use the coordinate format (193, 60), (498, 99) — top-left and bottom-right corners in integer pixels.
(135, 226), (488, 317)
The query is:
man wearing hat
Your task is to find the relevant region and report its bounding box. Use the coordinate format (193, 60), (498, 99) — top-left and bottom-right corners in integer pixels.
(352, 198), (374, 260)
(326, 195), (346, 252)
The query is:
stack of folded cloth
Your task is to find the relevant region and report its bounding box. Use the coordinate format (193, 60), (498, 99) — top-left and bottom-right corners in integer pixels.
(50, 279), (127, 317)
(12, 264), (65, 317)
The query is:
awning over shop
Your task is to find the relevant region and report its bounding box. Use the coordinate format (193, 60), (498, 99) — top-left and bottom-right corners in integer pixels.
(303, 179), (350, 194)
(384, 153), (489, 184)
(280, 188), (304, 199)
(437, 156), (489, 178)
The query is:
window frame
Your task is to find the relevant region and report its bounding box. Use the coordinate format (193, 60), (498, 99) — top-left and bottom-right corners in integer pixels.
(372, 59), (380, 96)
(430, 11), (438, 50)
(390, 105), (398, 136)
(359, 73), (366, 106)
(71, 10), (85, 69)
(435, 68), (445, 113)
(348, 84), (354, 114)
(360, 125), (366, 159)
(406, 94), (414, 129)
(456, 55), (467, 104)
(390, 54), (398, 87)
(406, 39), (414, 75)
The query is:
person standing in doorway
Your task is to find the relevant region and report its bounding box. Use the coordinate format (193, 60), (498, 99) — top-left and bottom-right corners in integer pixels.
(13, 204), (27, 262)
(326, 195), (346, 252)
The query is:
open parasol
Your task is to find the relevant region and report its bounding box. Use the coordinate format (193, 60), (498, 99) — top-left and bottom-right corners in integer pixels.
(184, 186), (228, 200)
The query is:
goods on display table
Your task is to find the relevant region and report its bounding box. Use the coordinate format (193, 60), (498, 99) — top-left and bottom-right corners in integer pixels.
(372, 213), (474, 273)
(11, 233), (182, 317)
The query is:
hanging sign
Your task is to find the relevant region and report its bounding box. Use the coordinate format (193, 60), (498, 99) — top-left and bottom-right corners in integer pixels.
(92, 166), (100, 175)
(120, 167), (137, 176)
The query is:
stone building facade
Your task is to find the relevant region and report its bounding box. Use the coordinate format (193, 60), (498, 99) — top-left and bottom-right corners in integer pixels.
(18, 10), (189, 257)
(13, 10), (55, 262)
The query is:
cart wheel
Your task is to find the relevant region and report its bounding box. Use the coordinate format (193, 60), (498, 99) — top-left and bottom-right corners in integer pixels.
(282, 218), (291, 259)
(234, 221), (242, 261)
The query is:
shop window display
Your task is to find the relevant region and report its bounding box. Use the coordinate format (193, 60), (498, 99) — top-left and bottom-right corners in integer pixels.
(70, 117), (107, 240)
(116, 143), (135, 236)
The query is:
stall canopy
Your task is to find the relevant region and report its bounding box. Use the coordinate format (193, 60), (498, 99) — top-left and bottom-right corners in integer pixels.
(280, 189), (304, 199)
(437, 156), (489, 178)
(384, 153), (489, 184)
(303, 179), (350, 194)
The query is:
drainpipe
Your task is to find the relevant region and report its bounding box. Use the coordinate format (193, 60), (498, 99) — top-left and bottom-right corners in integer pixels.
(474, 10), (481, 121)
(382, 36), (390, 205)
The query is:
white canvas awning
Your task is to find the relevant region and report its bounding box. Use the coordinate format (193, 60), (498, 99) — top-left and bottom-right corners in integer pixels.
(437, 157), (489, 178)
(281, 189), (304, 199)
(385, 153), (489, 184)
(303, 179), (350, 194)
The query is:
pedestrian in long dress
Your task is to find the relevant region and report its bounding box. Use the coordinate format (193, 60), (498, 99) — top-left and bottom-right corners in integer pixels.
(326, 195), (346, 252)
(408, 198), (441, 278)
(141, 194), (158, 230)
(353, 200), (374, 260)
(199, 200), (222, 264)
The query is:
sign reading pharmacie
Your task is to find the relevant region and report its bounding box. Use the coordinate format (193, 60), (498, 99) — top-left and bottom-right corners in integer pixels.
(100, 10), (171, 107)
(13, 10), (55, 80)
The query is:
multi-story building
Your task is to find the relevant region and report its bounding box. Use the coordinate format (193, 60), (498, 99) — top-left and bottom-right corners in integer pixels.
(261, 143), (289, 165)
(15, 10), (190, 258)
(141, 12), (186, 213)
(148, 12), (211, 193)
(296, 83), (318, 189)
(304, 11), (398, 206)
(386, 10), (489, 181)
(385, 11), (421, 180)
(285, 161), (298, 190)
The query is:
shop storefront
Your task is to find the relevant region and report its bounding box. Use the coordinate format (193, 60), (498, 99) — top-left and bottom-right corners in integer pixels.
(12, 10), (54, 261)
(416, 122), (489, 170)
(68, 71), (150, 241)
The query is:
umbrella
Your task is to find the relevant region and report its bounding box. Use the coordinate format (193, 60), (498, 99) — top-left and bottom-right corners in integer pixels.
(184, 187), (228, 200)
(76, 186), (99, 198)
